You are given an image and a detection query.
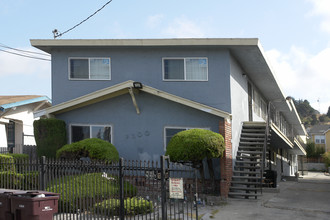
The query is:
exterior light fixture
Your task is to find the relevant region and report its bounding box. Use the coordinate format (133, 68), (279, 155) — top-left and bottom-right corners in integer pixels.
(133, 82), (143, 89)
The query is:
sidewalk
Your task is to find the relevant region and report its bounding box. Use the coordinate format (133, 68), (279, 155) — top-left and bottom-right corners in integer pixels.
(198, 172), (330, 220)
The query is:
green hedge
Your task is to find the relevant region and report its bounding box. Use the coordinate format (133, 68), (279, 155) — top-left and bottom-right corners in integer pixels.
(8, 153), (29, 160)
(0, 171), (24, 188)
(94, 197), (153, 216)
(34, 118), (67, 158)
(56, 138), (119, 162)
(46, 173), (137, 213)
(0, 154), (15, 172)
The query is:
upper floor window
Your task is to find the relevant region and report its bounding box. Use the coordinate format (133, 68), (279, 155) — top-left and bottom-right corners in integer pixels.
(69, 58), (111, 80)
(315, 135), (325, 144)
(163, 58), (208, 81)
(70, 124), (112, 143)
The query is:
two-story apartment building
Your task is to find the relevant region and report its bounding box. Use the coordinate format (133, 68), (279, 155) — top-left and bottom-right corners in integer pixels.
(31, 38), (306, 198)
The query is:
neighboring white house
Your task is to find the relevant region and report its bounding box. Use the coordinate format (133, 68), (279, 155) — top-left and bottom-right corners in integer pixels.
(0, 95), (51, 153)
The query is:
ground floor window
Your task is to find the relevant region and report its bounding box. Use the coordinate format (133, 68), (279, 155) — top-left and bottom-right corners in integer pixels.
(164, 127), (210, 150)
(71, 124), (111, 143)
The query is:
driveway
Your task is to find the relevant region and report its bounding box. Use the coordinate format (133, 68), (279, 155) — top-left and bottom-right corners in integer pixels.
(199, 172), (330, 220)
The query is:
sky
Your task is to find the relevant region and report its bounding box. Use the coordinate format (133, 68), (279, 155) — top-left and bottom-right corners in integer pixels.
(0, 0), (329, 113)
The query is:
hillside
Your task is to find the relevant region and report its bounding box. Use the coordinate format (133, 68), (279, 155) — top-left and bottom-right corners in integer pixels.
(293, 98), (330, 128)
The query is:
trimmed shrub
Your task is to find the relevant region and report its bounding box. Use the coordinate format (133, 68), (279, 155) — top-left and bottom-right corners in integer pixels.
(46, 172), (137, 213)
(8, 153), (29, 161)
(0, 171), (24, 188)
(94, 197), (153, 216)
(166, 129), (225, 162)
(56, 138), (119, 162)
(165, 129), (225, 181)
(0, 154), (15, 172)
(34, 118), (67, 158)
(323, 152), (330, 168)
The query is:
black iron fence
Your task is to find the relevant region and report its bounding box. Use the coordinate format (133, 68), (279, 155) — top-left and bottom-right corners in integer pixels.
(0, 155), (200, 219)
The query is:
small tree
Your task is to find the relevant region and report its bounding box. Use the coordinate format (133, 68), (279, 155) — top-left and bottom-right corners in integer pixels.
(165, 129), (225, 182)
(306, 142), (316, 158)
(323, 152), (330, 168)
(34, 118), (67, 158)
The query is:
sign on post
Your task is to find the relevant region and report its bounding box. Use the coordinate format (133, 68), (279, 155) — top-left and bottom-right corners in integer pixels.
(169, 178), (184, 199)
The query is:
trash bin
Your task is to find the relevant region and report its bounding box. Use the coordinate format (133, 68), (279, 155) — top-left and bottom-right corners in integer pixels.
(0, 189), (27, 220)
(10, 191), (59, 220)
(264, 170), (277, 188)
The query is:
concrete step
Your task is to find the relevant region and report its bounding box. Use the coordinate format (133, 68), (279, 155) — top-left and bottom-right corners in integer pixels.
(232, 175), (264, 180)
(240, 141), (265, 145)
(230, 186), (261, 191)
(237, 151), (263, 155)
(240, 137), (265, 141)
(228, 192), (261, 198)
(233, 170), (261, 175)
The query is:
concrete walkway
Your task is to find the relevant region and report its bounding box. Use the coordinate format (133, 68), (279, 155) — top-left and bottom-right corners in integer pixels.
(198, 172), (330, 220)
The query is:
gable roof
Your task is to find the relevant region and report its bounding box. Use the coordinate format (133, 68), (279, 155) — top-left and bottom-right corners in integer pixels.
(309, 124), (330, 135)
(34, 80), (231, 120)
(0, 95), (51, 111)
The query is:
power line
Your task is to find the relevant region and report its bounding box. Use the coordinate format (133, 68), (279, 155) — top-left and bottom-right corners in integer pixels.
(53, 0), (114, 39)
(0, 43), (50, 57)
(0, 49), (51, 61)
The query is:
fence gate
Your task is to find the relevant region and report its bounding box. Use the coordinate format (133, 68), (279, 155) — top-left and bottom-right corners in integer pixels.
(121, 155), (199, 220)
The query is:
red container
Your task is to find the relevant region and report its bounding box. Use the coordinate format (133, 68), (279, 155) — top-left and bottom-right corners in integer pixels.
(10, 191), (59, 220)
(0, 189), (26, 220)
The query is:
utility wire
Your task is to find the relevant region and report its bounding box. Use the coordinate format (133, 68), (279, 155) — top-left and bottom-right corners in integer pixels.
(0, 43), (50, 57)
(53, 0), (113, 38)
(0, 49), (51, 61)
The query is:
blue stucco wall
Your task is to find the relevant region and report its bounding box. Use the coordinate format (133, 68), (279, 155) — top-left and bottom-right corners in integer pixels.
(56, 91), (222, 163)
(51, 47), (231, 113)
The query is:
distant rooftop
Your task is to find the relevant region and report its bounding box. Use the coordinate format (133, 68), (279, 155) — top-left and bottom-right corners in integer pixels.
(0, 95), (51, 111)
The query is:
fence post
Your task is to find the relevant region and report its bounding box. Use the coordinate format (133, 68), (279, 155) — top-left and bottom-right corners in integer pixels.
(119, 158), (124, 220)
(40, 156), (46, 190)
(160, 155), (167, 220)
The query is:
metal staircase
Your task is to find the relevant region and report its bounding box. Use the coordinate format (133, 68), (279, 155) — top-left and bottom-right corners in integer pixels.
(229, 122), (269, 199)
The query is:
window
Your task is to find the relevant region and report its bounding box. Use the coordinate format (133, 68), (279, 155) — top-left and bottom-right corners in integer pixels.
(71, 124), (111, 143)
(315, 135), (325, 144)
(69, 58), (111, 80)
(163, 58), (208, 81)
(164, 127), (209, 150)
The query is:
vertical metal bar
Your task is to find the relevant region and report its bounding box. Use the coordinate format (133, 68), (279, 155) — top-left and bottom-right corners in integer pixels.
(195, 169), (198, 220)
(160, 155), (167, 220)
(40, 156), (46, 190)
(119, 157), (125, 220)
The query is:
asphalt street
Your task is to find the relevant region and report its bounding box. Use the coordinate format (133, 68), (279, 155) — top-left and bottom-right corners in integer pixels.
(199, 172), (330, 220)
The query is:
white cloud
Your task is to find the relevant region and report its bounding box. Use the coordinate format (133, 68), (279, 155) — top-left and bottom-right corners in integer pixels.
(147, 14), (164, 28)
(161, 16), (206, 38)
(307, 0), (330, 33)
(266, 46), (330, 114)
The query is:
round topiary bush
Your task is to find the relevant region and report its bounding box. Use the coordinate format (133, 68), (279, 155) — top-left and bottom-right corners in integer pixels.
(56, 138), (119, 162)
(165, 129), (225, 163)
(165, 129), (225, 181)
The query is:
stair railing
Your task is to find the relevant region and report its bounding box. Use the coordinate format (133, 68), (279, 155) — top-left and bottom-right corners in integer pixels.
(261, 101), (271, 193)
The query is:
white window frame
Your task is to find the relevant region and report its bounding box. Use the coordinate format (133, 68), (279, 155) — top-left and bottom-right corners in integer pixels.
(162, 57), (208, 81)
(163, 126), (210, 151)
(70, 124), (113, 143)
(68, 57), (111, 80)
